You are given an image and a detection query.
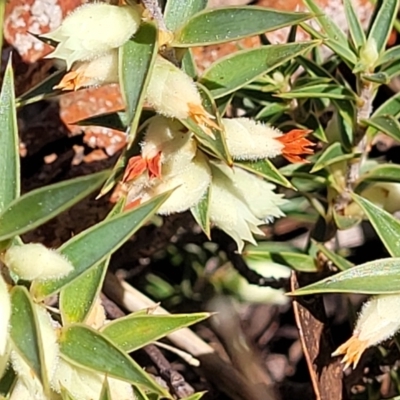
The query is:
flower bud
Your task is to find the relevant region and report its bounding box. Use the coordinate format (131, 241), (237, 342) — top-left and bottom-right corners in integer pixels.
(359, 38), (379, 70)
(42, 4), (142, 69)
(4, 243), (73, 281)
(222, 118), (314, 163)
(332, 293), (400, 369)
(146, 55), (220, 136)
(54, 50), (119, 91)
(209, 164), (286, 252)
(0, 275), (10, 356)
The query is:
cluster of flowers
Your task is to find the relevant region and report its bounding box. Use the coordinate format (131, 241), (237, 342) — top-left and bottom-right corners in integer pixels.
(43, 2), (314, 252)
(24, 0), (400, 377)
(0, 244), (136, 400)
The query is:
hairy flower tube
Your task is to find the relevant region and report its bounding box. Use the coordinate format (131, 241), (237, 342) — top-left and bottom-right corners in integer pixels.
(123, 116), (195, 182)
(222, 118), (314, 163)
(127, 151), (212, 215)
(42, 3), (142, 69)
(146, 55), (220, 136)
(209, 163), (287, 252)
(54, 50), (119, 91)
(332, 294), (400, 370)
(4, 243), (73, 281)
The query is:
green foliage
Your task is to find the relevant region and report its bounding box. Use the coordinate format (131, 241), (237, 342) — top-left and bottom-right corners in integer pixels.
(5, 0), (400, 397)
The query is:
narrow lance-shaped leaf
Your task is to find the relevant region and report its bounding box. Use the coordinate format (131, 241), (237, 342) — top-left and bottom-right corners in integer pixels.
(290, 257), (400, 295)
(343, 0), (366, 50)
(0, 58), (20, 213)
(15, 70), (65, 108)
(59, 325), (169, 397)
(311, 142), (355, 173)
(367, 0), (399, 55)
(31, 191), (171, 300)
(102, 313), (209, 353)
(363, 114), (400, 141)
(60, 199), (126, 325)
(0, 171), (108, 241)
(351, 193), (400, 257)
(172, 7), (311, 46)
(235, 160), (293, 189)
(358, 164), (400, 183)
(300, 0), (357, 65)
(164, 0), (207, 31)
(201, 41), (319, 98)
(119, 22), (158, 145)
(9, 287), (48, 392)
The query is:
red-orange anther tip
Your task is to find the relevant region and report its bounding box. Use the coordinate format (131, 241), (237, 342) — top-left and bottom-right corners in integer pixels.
(276, 129), (315, 164)
(122, 156), (148, 183)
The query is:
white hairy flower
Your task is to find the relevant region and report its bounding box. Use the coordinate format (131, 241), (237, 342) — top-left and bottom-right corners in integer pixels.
(42, 3), (142, 68)
(222, 117), (314, 163)
(127, 152), (211, 215)
(209, 163), (286, 252)
(54, 50), (119, 91)
(4, 243), (73, 281)
(332, 294), (400, 370)
(146, 55), (220, 136)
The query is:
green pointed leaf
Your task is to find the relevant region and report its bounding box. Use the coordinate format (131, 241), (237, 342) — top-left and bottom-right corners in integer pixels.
(60, 262), (108, 326)
(119, 22), (158, 145)
(300, 0), (357, 64)
(191, 186), (211, 238)
(60, 200), (125, 324)
(99, 378), (112, 400)
(201, 41), (319, 98)
(15, 69), (65, 108)
(290, 257), (400, 295)
(164, 0), (207, 31)
(379, 58), (400, 79)
(102, 313), (209, 353)
(313, 241), (354, 271)
(352, 193), (400, 257)
(0, 59), (19, 213)
(235, 159), (293, 188)
(371, 91), (400, 118)
(0, 171), (108, 241)
(172, 7), (311, 46)
(60, 385), (77, 400)
(359, 164), (400, 183)
(343, 0), (366, 49)
(278, 84), (357, 100)
(75, 111), (127, 132)
(60, 325), (169, 397)
(360, 72), (389, 84)
(368, 0), (399, 55)
(363, 114), (400, 141)
(378, 44), (400, 65)
(244, 243), (317, 272)
(10, 287), (48, 391)
(311, 142), (355, 172)
(31, 191), (171, 300)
